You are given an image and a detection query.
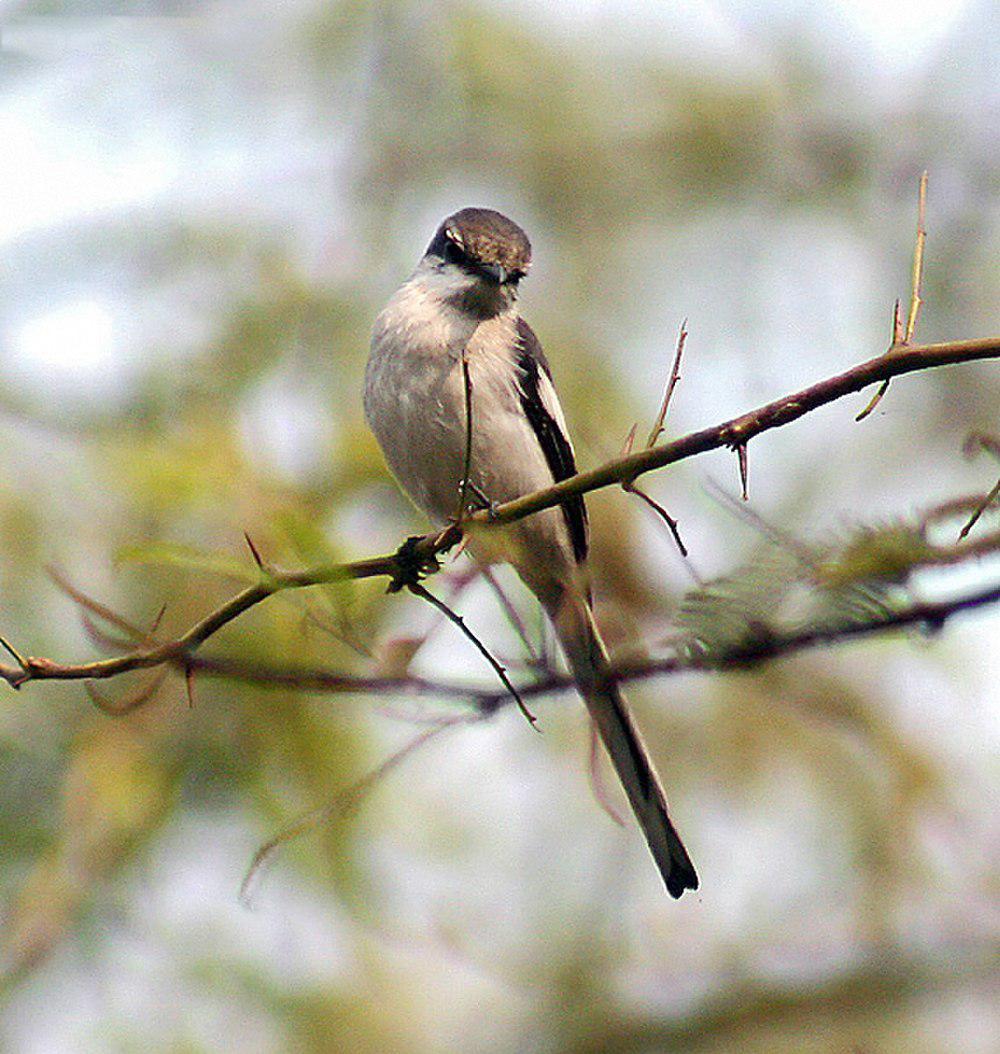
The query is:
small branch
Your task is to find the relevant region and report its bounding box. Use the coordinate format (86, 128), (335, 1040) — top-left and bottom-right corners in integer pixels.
(481, 566), (540, 662)
(905, 171), (928, 343)
(455, 347), (475, 523)
(857, 172), (928, 421)
(240, 715), (469, 904)
(645, 320), (688, 448)
(48, 566), (148, 642)
(623, 485), (689, 558)
(85, 669), (168, 716)
(622, 325), (691, 558)
(407, 581), (537, 727)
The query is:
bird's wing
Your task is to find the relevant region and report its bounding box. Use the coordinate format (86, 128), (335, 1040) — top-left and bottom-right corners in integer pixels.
(513, 318), (589, 564)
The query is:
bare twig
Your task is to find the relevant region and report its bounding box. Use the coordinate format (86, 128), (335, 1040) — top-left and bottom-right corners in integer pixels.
(481, 566), (540, 661)
(240, 715), (470, 905)
(85, 669), (168, 716)
(624, 485), (690, 558)
(646, 320), (688, 448)
(455, 347), (475, 522)
(857, 172), (928, 421)
(407, 581), (537, 726)
(621, 324), (692, 557)
(905, 171), (929, 343)
(588, 721), (628, 827)
(957, 432), (1000, 539)
(48, 566), (148, 642)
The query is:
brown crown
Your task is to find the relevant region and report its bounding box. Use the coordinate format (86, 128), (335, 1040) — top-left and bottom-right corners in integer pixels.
(434, 208), (532, 274)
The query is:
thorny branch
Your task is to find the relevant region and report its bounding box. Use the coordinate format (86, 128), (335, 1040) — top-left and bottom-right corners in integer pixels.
(0, 334), (997, 696)
(95, 578), (1000, 711)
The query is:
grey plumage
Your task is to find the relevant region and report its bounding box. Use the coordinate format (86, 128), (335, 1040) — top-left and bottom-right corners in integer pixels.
(364, 208), (697, 897)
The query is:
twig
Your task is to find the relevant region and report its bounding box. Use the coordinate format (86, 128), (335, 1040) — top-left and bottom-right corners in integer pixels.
(85, 669), (168, 716)
(646, 320), (688, 448)
(905, 171), (928, 343)
(481, 566), (540, 661)
(957, 432), (1000, 539)
(455, 347), (475, 522)
(621, 324), (692, 557)
(857, 172), (928, 421)
(406, 581), (538, 727)
(588, 721), (627, 827)
(80, 612), (136, 654)
(624, 485), (689, 558)
(48, 566), (148, 642)
(239, 716), (469, 905)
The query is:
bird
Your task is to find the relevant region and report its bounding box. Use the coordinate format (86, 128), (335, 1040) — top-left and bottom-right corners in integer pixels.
(364, 207), (698, 897)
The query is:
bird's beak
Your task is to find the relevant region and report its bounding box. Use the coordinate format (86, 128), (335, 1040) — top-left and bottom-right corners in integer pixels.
(481, 262), (508, 285)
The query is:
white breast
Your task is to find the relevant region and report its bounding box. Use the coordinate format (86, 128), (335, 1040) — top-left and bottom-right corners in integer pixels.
(364, 271), (579, 597)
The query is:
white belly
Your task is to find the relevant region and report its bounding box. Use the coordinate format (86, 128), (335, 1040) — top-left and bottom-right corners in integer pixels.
(364, 297), (578, 598)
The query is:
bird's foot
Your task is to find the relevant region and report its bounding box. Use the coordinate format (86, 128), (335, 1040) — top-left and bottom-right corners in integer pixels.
(387, 535), (441, 594)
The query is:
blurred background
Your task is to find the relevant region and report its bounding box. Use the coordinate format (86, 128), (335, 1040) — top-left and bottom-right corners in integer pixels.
(1, 0), (998, 1051)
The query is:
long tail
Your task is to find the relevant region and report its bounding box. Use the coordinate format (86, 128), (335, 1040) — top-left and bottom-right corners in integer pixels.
(550, 591), (698, 898)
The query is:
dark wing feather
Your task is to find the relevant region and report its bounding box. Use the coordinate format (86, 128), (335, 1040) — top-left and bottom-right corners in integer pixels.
(514, 319), (589, 564)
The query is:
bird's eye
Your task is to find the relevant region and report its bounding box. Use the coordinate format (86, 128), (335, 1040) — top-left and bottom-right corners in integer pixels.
(443, 240), (470, 267)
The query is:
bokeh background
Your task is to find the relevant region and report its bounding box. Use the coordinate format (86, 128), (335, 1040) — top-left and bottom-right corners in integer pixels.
(1, 1), (998, 1051)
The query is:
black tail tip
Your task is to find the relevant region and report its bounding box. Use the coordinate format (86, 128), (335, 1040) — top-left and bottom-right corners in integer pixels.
(665, 863), (699, 899)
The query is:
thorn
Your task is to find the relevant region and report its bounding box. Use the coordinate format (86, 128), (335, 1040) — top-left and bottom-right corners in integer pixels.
(891, 298), (903, 345)
(243, 532), (266, 571)
(149, 602), (168, 636)
(958, 478), (1000, 540)
(736, 442), (749, 501)
(185, 664), (196, 709)
(621, 422), (638, 457)
(856, 379), (890, 422)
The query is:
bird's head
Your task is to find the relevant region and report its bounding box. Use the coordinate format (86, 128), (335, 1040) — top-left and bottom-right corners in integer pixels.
(422, 208), (532, 316)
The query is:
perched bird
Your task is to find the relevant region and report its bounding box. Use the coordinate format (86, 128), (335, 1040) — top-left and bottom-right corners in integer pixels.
(364, 208), (697, 897)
